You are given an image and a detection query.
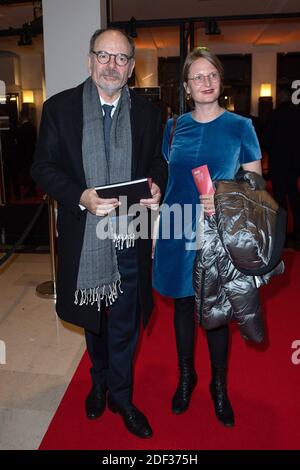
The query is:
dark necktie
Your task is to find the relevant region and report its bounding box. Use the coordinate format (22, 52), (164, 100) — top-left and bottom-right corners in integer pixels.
(102, 104), (114, 161)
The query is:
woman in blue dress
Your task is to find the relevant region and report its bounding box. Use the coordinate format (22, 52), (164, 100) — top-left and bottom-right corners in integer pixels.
(153, 47), (262, 427)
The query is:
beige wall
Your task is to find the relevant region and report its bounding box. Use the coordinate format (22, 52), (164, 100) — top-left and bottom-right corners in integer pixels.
(0, 55), (20, 89)
(251, 52), (277, 116)
(135, 49), (158, 87)
(42, 0), (103, 98)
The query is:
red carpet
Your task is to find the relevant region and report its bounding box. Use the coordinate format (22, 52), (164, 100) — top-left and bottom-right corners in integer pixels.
(39, 251), (300, 450)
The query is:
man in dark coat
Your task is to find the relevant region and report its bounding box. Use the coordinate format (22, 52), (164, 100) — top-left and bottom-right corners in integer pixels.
(31, 28), (167, 439)
(264, 96), (300, 249)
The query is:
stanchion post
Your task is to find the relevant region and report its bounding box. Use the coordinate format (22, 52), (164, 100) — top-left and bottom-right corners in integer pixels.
(0, 131), (7, 206)
(36, 196), (57, 299)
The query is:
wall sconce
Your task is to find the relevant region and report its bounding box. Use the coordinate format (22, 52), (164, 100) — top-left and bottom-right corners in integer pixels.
(18, 29), (33, 46)
(260, 83), (272, 97)
(205, 19), (221, 35)
(23, 90), (34, 103)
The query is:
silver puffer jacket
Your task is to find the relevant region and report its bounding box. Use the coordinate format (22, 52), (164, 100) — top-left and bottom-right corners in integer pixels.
(193, 171), (285, 343)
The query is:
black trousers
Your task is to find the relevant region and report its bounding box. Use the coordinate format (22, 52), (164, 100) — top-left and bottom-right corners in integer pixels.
(85, 245), (140, 406)
(174, 296), (229, 369)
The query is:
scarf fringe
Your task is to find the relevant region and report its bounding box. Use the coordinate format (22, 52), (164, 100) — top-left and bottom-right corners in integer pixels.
(74, 279), (123, 312)
(113, 232), (135, 250)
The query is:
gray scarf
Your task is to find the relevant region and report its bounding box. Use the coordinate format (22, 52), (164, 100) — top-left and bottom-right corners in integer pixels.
(75, 77), (132, 311)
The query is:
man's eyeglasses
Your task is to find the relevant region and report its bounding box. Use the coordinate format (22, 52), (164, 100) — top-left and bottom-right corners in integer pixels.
(91, 50), (133, 66)
(188, 72), (220, 85)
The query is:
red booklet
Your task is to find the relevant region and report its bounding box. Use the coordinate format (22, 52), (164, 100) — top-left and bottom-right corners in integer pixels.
(192, 165), (215, 194)
(192, 164), (215, 215)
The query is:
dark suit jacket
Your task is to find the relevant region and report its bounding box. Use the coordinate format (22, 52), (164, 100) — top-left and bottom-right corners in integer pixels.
(32, 82), (168, 333)
(264, 101), (300, 170)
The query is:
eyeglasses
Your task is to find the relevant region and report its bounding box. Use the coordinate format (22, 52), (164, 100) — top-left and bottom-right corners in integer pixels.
(188, 71), (220, 85)
(91, 50), (133, 66)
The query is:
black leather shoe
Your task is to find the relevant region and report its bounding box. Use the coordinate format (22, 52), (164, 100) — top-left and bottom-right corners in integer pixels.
(108, 400), (153, 439)
(85, 384), (107, 420)
(209, 367), (234, 427)
(172, 358), (197, 414)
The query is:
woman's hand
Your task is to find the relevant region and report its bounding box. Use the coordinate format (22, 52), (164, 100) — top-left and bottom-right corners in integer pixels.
(140, 182), (161, 210)
(200, 193), (215, 214)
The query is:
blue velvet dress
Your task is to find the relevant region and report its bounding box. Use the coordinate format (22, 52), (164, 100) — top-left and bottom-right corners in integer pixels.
(153, 110), (262, 298)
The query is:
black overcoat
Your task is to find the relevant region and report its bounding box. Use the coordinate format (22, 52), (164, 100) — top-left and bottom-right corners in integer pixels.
(32, 83), (168, 333)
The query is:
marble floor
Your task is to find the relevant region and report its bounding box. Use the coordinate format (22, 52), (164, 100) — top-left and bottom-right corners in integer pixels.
(0, 254), (85, 450)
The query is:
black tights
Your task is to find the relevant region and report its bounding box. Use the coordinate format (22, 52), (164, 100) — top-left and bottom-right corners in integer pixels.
(174, 296), (229, 368)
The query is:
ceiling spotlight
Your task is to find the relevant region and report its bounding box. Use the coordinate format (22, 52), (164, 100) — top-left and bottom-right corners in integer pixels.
(127, 16), (137, 38)
(18, 30), (32, 46)
(18, 22), (33, 46)
(205, 19), (221, 35)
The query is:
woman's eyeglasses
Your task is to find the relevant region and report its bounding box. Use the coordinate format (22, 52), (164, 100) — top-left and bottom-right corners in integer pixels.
(188, 72), (220, 85)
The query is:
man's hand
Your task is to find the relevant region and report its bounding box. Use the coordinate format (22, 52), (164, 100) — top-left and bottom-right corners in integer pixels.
(79, 188), (120, 216)
(200, 194), (215, 214)
(140, 182), (161, 210)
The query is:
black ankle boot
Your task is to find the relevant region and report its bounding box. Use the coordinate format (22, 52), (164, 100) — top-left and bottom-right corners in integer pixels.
(172, 358), (197, 414)
(209, 366), (234, 427)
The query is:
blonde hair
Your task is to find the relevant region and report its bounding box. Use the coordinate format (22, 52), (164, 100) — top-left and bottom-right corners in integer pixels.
(183, 47), (224, 100)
